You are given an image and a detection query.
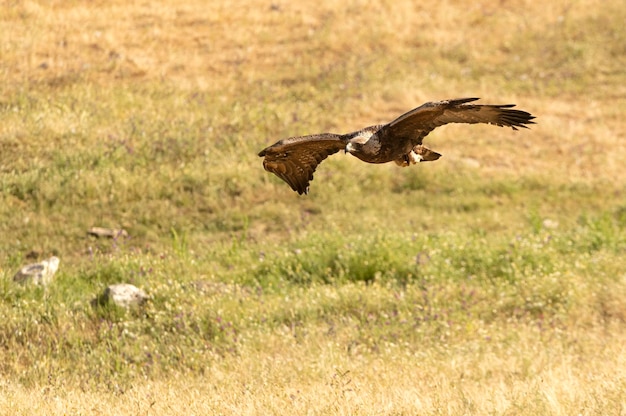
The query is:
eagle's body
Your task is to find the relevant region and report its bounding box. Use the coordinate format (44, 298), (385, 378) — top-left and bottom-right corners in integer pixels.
(259, 98), (535, 194)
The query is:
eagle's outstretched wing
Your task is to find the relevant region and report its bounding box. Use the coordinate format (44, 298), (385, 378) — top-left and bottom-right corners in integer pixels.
(258, 133), (346, 195)
(381, 97), (536, 143)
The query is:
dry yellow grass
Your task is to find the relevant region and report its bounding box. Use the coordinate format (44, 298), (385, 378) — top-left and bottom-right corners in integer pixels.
(1, 0), (626, 414)
(2, 323), (625, 415)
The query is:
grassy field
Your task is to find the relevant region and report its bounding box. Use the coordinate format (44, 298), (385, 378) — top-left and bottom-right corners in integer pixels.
(1, 0), (626, 414)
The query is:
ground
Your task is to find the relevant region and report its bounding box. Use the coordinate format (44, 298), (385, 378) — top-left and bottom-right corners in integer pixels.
(0, 0), (625, 414)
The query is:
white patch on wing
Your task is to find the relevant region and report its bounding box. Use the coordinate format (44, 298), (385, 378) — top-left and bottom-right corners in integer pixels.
(350, 132), (372, 145)
(350, 132), (381, 155)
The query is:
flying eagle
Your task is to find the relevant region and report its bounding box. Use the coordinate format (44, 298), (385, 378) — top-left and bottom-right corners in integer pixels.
(259, 98), (535, 194)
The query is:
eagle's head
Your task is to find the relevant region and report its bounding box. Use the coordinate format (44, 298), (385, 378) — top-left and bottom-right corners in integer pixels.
(344, 142), (358, 154)
(344, 127), (382, 161)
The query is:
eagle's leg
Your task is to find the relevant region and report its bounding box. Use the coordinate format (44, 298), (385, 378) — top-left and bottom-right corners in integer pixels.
(394, 154), (409, 167)
(393, 150), (423, 167)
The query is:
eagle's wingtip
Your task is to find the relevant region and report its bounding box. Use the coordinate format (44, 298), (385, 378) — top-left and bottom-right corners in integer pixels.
(457, 97), (480, 103)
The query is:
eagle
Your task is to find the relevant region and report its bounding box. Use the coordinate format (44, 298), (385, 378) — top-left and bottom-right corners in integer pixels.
(258, 98), (535, 194)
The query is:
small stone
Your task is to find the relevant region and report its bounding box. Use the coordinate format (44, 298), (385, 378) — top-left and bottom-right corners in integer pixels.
(87, 227), (128, 238)
(101, 283), (149, 308)
(13, 256), (60, 286)
(542, 219), (559, 229)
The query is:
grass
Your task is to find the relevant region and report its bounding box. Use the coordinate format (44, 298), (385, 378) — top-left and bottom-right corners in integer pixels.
(1, 0), (626, 414)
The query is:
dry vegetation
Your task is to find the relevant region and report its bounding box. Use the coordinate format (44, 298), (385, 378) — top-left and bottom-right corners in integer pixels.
(1, 0), (626, 414)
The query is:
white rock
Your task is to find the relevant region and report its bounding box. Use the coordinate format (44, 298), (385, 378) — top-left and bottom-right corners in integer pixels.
(87, 227), (129, 238)
(542, 219), (559, 229)
(103, 283), (149, 308)
(13, 256), (60, 286)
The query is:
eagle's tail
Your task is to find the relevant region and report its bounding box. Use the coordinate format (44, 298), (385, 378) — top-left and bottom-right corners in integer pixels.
(394, 145), (442, 167)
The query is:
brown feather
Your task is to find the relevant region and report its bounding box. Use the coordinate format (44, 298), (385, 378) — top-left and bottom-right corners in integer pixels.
(382, 98), (535, 144)
(258, 134), (346, 194)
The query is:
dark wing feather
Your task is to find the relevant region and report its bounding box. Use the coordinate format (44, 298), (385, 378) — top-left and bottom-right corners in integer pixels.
(382, 97), (535, 143)
(258, 133), (346, 194)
